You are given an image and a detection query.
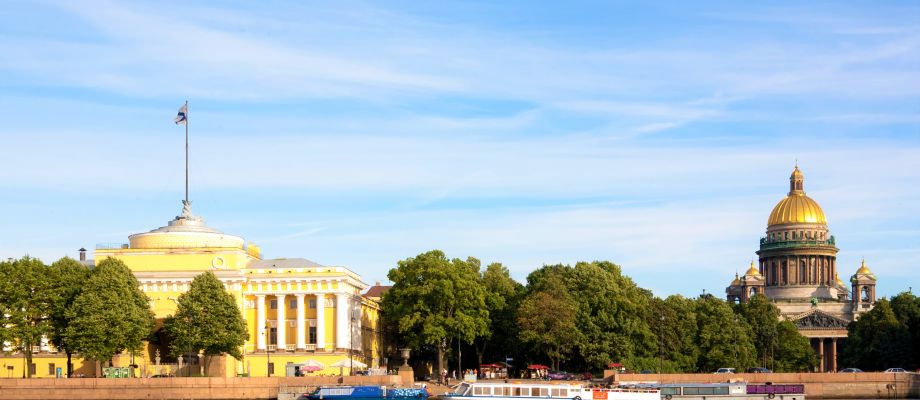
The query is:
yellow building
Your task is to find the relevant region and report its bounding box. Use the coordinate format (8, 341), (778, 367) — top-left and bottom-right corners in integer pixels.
(2, 203), (384, 378)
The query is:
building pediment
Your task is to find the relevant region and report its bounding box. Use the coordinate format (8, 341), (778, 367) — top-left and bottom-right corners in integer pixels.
(792, 309), (850, 329)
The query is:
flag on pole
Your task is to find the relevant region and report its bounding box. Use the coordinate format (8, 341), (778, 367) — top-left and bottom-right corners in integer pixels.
(174, 104), (187, 125)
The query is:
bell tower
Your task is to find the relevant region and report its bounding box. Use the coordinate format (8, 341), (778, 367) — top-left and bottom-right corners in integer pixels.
(851, 259), (877, 318)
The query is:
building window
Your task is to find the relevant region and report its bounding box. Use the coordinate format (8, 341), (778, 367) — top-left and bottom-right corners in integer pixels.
(289, 299), (297, 309)
(29, 363), (36, 376)
(308, 299), (317, 309)
(48, 363), (55, 376)
(268, 362), (274, 376)
(269, 328), (277, 345)
(309, 327), (317, 344)
(270, 299), (277, 309)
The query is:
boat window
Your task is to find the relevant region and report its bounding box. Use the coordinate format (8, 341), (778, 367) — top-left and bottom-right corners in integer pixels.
(550, 389), (561, 397)
(454, 384), (471, 395)
(540, 388), (550, 397)
(474, 387), (489, 395)
(660, 388), (680, 396)
(681, 387), (728, 396)
(560, 389), (568, 397)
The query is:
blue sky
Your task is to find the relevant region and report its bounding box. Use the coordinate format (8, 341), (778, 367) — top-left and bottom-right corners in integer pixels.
(1, 1), (918, 298)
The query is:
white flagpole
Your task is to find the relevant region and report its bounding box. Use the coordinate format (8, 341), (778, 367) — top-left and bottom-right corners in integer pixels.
(185, 100), (189, 205)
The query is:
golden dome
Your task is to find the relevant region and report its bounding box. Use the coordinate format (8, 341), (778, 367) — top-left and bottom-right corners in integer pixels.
(856, 259), (873, 275)
(768, 194), (827, 225)
(744, 261), (761, 276)
(730, 272), (741, 286)
(767, 166), (827, 226)
(835, 273), (844, 286)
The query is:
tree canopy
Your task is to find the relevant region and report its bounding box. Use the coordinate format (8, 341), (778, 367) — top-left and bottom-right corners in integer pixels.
(517, 274), (580, 371)
(47, 257), (90, 377)
(695, 295), (756, 372)
(164, 271), (248, 374)
(840, 294), (918, 371)
(380, 255), (823, 375)
(524, 261), (655, 371)
(382, 250), (490, 383)
(737, 295), (815, 372)
(476, 263), (524, 366)
(0, 256), (54, 377)
(65, 258), (155, 363)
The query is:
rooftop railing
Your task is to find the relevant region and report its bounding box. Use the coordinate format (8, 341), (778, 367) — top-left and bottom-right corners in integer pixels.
(759, 235), (835, 250)
(96, 243), (129, 250)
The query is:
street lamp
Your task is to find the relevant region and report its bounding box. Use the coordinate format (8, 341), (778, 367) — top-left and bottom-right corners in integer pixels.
(732, 315), (739, 369)
(186, 311), (193, 378)
(658, 314), (665, 375)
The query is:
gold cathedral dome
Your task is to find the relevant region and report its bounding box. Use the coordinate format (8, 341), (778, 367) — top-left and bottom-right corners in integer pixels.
(767, 165), (827, 226)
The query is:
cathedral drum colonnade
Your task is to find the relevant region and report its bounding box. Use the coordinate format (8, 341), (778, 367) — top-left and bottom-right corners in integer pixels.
(727, 166), (877, 373)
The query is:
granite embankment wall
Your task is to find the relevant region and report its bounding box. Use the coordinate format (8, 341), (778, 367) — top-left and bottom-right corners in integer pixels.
(0, 375), (405, 400)
(611, 372), (919, 399)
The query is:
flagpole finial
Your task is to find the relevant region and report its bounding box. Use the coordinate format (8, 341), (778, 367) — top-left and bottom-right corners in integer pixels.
(179, 199), (199, 220)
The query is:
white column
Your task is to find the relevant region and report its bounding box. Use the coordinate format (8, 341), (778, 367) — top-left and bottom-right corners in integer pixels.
(296, 294), (306, 350)
(255, 295), (266, 350)
(316, 294), (326, 350)
(352, 299), (362, 350)
(336, 293), (349, 350)
(277, 294), (287, 351)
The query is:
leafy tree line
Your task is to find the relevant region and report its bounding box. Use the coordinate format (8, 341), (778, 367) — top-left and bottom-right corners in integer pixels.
(0, 256), (245, 377)
(840, 291), (920, 371)
(382, 250), (817, 379)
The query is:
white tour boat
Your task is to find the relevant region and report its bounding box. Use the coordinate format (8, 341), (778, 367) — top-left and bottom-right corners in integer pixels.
(442, 381), (660, 400)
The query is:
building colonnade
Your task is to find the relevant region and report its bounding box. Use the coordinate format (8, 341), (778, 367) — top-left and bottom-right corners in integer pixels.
(761, 254), (836, 286)
(251, 292), (360, 353)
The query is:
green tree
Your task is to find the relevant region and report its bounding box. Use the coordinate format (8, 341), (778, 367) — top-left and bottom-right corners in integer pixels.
(164, 271), (248, 375)
(648, 295), (699, 372)
(382, 250), (490, 383)
(840, 299), (910, 370)
(517, 274), (580, 370)
(0, 256), (54, 378)
(772, 320), (817, 372)
(889, 291), (920, 370)
(47, 257), (90, 377)
(525, 261), (654, 371)
(737, 294), (778, 368)
(475, 263), (524, 366)
(736, 295), (815, 372)
(695, 295), (756, 372)
(66, 258), (154, 370)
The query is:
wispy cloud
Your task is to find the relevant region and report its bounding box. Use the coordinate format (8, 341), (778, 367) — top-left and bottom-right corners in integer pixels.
(0, 1), (917, 298)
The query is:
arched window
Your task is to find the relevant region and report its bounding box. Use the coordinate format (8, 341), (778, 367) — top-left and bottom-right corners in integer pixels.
(861, 287), (871, 302)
